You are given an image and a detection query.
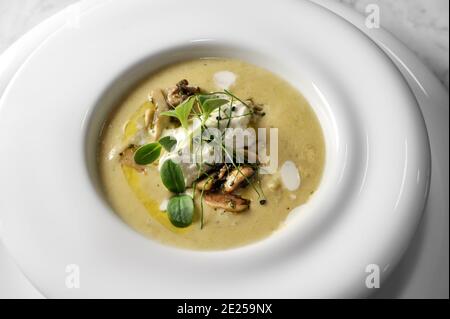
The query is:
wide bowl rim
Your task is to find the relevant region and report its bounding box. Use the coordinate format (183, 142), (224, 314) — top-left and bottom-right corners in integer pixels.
(0, 0), (430, 298)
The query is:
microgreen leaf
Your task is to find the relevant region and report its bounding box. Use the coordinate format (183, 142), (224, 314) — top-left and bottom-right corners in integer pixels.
(160, 159), (186, 193)
(167, 194), (194, 228)
(134, 143), (161, 165)
(196, 94), (222, 105)
(200, 98), (229, 119)
(160, 96), (195, 129)
(197, 94), (211, 105)
(158, 136), (177, 152)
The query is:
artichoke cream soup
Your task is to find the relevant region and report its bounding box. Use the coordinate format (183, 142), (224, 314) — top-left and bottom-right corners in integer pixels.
(98, 58), (325, 250)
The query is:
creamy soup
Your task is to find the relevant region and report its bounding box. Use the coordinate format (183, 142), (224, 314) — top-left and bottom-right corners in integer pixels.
(98, 58), (325, 250)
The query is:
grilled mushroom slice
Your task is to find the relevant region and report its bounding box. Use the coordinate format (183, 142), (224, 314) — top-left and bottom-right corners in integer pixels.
(166, 79), (200, 107)
(196, 173), (217, 191)
(119, 145), (146, 173)
(144, 107), (155, 130)
(247, 98), (266, 117)
(204, 193), (250, 212)
(151, 89), (170, 140)
(223, 166), (255, 193)
(217, 165), (229, 180)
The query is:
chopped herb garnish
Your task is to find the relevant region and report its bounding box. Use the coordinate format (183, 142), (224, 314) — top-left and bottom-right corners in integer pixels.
(158, 136), (177, 152)
(160, 159), (185, 193)
(167, 195), (194, 228)
(160, 96), (195, 130)
(134, 143), (161, 165)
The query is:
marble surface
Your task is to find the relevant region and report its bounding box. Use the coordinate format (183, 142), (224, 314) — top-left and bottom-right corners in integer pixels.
(0, 0), (448, 299)
(337, 0), (449, 89)
(0, 0), (449, 89)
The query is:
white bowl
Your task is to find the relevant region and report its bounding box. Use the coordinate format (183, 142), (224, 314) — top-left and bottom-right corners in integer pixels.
(0, 0), (430, 298)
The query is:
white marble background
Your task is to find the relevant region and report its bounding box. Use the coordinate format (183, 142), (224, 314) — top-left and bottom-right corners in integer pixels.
(0, 0), (449, 89)
(337, 0), (449, 88)
(0, 0), (448, 299)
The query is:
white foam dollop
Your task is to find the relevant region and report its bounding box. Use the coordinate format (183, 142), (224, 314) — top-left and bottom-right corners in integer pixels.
(158, 99), (251, 187)
(159, 199), (169, 211)
(280, 161), (301, 191)
(213, 71), (236, 90)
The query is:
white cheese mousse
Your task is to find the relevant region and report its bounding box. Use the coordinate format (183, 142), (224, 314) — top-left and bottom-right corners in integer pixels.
(158, 97), (253, 186)
(213, 71), (237, 90)
(280, 160), (301, 191)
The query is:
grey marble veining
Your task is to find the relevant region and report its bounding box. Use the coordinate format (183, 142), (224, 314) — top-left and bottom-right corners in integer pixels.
(0, 0), (448, 300)
(336, 0), (449, 89)
(0, 0), (76, 51)
(0, 0), (448, 88)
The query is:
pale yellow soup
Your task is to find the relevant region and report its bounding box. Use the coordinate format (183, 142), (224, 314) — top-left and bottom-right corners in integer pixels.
(98, 58), (325, 250)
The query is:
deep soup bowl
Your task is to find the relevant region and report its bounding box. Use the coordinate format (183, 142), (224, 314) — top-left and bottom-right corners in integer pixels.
(0, 0), (430, 298)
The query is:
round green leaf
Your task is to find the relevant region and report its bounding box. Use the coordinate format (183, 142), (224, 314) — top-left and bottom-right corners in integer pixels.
(160, 159), (186, 193)
(160, 96), (195, 130)
(201, 98), (229, 118)
(134, 143), (162, 165)
(167, 195), (194, 228)
(158, 136), (177, 152)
